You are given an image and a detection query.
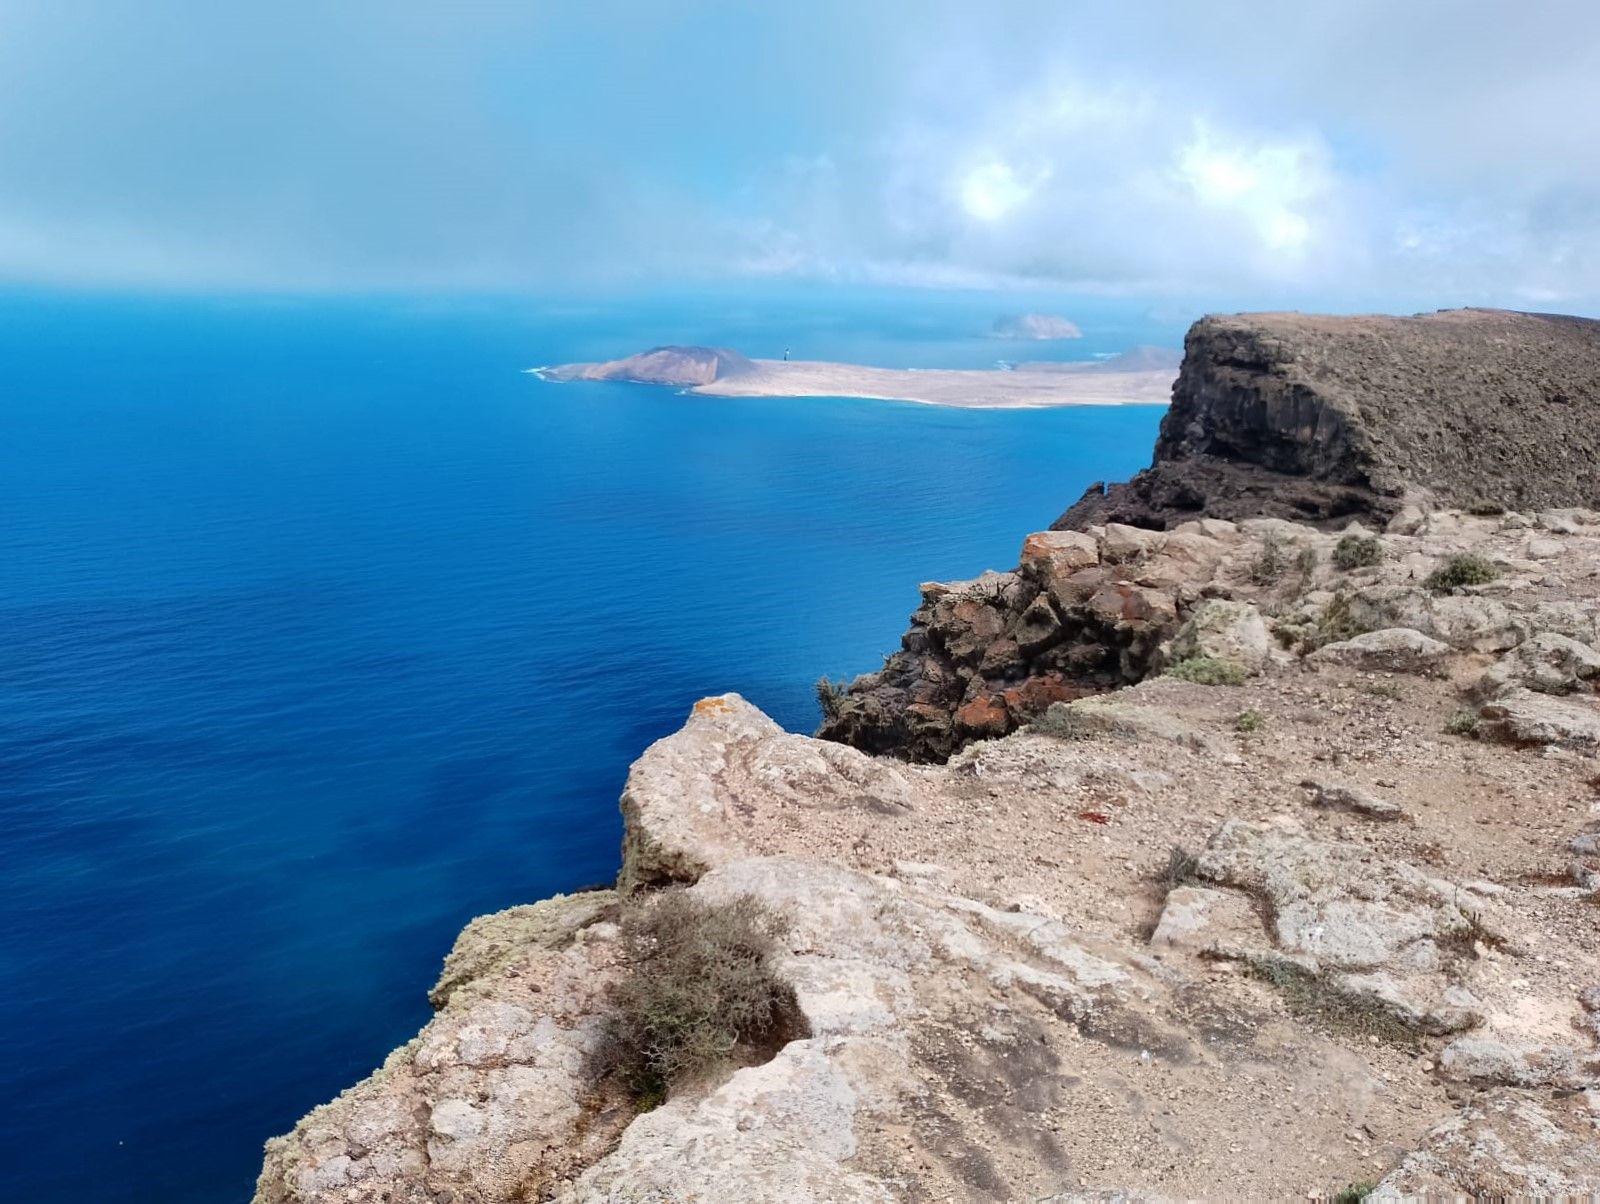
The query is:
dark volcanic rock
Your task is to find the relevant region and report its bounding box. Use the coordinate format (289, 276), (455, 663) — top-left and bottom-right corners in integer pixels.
(821, 308), (1600, 761)
(1058, 308), (1600, 530)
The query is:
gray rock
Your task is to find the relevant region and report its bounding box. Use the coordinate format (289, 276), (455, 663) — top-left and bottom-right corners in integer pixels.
(1437, 1037), (1597, 1089)
(1472, 631), (1600, 699)
(1308, 627), (1450, 673)
(1374, 1090), (1600, 1199)
(1301, 778), (1405, 821)
(1477, 688), (1600, 750)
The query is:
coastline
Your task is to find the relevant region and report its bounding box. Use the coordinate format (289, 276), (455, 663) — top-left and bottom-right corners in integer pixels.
(533, 352), (1175, 409)
(691, 359), (1173, 408)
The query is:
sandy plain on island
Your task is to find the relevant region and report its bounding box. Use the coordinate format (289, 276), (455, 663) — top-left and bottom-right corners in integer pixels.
(691, 358), (1175, 408)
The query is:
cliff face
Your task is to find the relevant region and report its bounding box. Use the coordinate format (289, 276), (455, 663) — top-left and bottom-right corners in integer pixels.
(258, 508), (1600, 1202)
(1059, 309), (1600, 530)
(823, 308), (1600, 758)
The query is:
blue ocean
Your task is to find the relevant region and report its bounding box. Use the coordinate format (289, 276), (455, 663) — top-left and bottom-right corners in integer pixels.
(0, 289), (1171, 1201)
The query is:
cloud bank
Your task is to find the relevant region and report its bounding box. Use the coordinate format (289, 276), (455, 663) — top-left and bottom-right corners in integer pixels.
(1, 0), (1597, 308)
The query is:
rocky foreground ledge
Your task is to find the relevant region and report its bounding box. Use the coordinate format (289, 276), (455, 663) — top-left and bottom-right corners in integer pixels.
(258, 507), (1600, 1201)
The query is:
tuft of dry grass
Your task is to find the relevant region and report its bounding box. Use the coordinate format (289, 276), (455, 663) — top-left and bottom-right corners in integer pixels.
(1165, 656), (1247, 686)
(1244, 956), (1418, 1048)
(588, 890), (808, 1108)
(1157, 846), (1203, 893)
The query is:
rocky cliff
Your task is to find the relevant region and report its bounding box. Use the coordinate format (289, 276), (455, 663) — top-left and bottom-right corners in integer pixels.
(1060, 309), (1600, 531)
(257, 506), (1600, 1201)
(256, 309), (1600, 1203)
(821, 308), (1600, 758)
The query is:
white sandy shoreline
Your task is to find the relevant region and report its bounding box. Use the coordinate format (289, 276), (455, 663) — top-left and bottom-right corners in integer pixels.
(689, 358), (1173, 408)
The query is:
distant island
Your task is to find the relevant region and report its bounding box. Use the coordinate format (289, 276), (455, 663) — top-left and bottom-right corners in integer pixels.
(990, 312), (1083, 340)
(532, 344), (1178, 408)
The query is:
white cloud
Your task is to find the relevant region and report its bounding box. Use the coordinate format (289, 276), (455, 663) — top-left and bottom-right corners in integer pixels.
(0, 0), (1597, 308)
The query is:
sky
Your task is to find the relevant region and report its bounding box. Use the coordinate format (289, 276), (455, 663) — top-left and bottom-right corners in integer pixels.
(2, 0), (1598, 309)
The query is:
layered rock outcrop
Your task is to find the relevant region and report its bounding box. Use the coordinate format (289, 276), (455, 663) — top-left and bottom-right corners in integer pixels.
(822, 308), (1600, 758)
(1060, 308), (1600, 530)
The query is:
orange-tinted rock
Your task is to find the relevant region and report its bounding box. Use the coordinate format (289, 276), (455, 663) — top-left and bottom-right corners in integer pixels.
(955, 695), (1009, 736)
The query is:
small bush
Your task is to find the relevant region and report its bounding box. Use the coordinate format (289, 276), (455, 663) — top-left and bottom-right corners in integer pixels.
(1158, 845), (1202, 892)
(1164, 656), (1247, 686)
(1234, 707), (1266, 733)
(1443, 710), (1480, 737)
(1027, 702), (1082, 739)
(815, 676), (850, 722)
(588, 891), (807, 1107)
(1317, 591), (1373, 645)
(1465, 498), (1506, 516)
(1249, 533), (1288, 585)
(1331, 534), (1382, 571)
(1424, 553), (1500, 593)
(1332, 1183), (1377, 1204)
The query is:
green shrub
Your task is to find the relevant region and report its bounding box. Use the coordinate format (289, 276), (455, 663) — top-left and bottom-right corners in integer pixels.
(1332, 1183), (1377, 1204)
(588, 891), (807, 1107)
(1443, 710), (1480, 737)
(1234, 707), (1266, 733)
(1424, 553), (1500, 593)
(815, 676), (850, 721)
(1249, 533), (1288, 585)
(1331, 534), (1382, 570)
(1164, 656), (1247, 686)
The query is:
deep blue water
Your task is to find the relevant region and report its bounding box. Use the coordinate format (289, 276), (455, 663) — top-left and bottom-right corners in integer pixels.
(0, 290), (1169, 1202)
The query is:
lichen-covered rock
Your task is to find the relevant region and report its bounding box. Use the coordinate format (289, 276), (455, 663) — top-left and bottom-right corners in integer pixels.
(1193, 818), (1487, 1032)
(254, 893), (623, 1204)
(1437, 1037), (1599, 1090)
(620, 694), (915, 892)
(1373, 1090), (1600, 1199)
(1161, 599), (1271, 673)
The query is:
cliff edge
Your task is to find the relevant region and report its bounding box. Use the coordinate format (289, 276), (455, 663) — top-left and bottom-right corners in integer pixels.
(258, 509), (1600, 1201)
(821, 308), (1600, 758)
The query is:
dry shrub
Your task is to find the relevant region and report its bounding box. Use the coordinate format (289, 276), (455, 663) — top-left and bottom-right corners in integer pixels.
(1331, 534), (1382, 570)
(589, 890), (807, 1107)
(1425, 553), (1500, 593)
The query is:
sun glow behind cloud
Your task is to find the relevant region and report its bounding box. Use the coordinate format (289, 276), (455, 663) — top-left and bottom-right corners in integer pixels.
(0, 0), (1596, 308)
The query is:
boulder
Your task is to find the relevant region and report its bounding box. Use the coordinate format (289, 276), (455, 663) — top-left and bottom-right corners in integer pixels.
(1307, 628), (1450, 674)
(1477, 688), (1600, 750)
(1472, 631), (1600, 699)
(1301, 778), (1405, 821)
